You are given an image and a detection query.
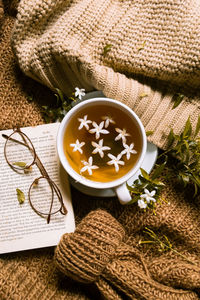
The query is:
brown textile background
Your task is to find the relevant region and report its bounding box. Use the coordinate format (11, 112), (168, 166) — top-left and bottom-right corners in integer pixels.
(0, 2), (199, 300)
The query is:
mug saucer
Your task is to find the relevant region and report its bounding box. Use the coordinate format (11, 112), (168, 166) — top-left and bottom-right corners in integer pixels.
(69, 91), (158, 198)
(69, 141), (158, 197)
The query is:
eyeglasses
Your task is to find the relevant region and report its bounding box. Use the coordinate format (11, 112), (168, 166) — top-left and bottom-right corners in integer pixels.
(2, 127), (67, 223)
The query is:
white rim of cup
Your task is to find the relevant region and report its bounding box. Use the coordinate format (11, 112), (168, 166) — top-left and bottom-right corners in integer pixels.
(57, 98), (147, 190)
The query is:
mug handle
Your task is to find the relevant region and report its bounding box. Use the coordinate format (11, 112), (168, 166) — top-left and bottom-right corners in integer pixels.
(114, 183), (132, 204)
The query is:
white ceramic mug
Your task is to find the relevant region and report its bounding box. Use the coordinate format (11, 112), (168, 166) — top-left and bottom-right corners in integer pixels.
(57, 98), (147, 204)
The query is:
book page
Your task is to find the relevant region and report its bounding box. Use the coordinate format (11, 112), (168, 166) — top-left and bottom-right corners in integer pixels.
(0, 123), (75, 254)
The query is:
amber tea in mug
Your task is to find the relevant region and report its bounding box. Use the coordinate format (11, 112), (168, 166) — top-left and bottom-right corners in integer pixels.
(63, 103), (143, 183)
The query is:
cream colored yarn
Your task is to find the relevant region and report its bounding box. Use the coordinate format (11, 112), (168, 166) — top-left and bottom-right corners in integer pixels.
(11, 0), (200, 149)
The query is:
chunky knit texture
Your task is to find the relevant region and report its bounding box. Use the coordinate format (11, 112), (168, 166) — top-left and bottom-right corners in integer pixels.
(0, 1), (200, 299)
(55, 209), (200, 300)
(11, 0), (200, 149)
(55, 210), (125, 283)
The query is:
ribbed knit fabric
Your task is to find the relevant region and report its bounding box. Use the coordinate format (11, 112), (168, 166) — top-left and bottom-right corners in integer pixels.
(55, 210), (125, 283)
(11, 0), (200, 149)
(55, 209), (200, 300)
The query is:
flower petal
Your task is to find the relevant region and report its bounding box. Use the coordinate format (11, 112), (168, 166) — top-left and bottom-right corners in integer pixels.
(101, 129), (109, 135)
(88, 156), (93, 165)
(150, 190), (156, 197)
(80, 166), (88, 173)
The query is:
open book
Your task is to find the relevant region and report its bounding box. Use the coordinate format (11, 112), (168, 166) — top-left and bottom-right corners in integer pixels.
(0, 123), (75, 254)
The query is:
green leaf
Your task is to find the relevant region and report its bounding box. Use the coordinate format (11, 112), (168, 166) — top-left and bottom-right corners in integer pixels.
(55, 88), (65, 103)
(138, 174), (147, 183)
(163, 235), (172, 248)
(126, 184), (140, 193)
(138, 240), (155, 245)
(152, 180), (165, 186)
(41, 105), (48, 110)
(184, 119), (192, 138)
(167, 129), (175, 147)
(146, 131), (154, 136)
(151, 163), (166, 180)
(140, 93), (149, 99)
(188, 161), (197, 170)
(195, 115), (200, 137)
(13, 162), (27, 168)
(183, 139), (189, 150)
(172, 93), (184, 109)
(140, 168), (150, 180)
(183, 117), (192, 138)
(27, 95), (34, 102)
(178, 172), (190, 186)
(68, 96), (76, 102)
(192, 173), (200, 186)
(103, 44), (112, 55)
(16, 188), (25, 204)
(144, 227), (157, 238)
(127, 197), (139, 205)
(194, 183), (198, 197)
(54, 93), (60, 105)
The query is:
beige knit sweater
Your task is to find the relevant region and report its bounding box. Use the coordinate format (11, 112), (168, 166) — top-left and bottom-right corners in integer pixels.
(11, 0), (200, 149)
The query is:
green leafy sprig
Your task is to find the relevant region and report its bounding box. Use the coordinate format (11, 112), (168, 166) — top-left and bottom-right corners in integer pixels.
(159, 116), (200, 197)
(139, 227), (196, 265)
(128, 116), (200, 209)
(41, 88), (77, 123)
(127, 167), (165, 211)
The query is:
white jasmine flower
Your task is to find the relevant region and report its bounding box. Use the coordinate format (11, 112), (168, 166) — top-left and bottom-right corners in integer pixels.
(70, 139), (85, 154)
(70, 140), (85, 154)
(101, 116), (116, 128)
(91, 139), (111, 158)
(75, 87), (85, 100)
(121, 143), (137, 160)
(78, 115), (92, 130)
(89, 121), (109, 139)
(140, 188), (156, 203)
(115, 128), (131, 143)
(80, 156), (99, 175)
(138, 199), (147, 209)
(107, 153), (125, 172)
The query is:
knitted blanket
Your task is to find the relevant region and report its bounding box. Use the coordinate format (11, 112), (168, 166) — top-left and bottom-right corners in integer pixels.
(0, 1), (200, 299)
